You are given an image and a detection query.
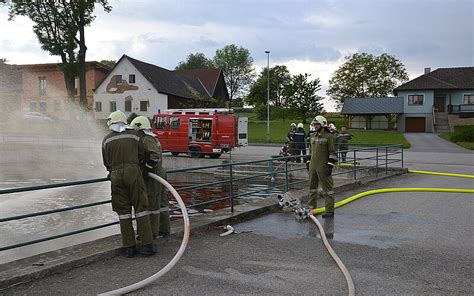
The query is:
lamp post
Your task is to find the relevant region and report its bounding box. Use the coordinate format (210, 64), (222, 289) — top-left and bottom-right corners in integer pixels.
(265, 50), (270, 143)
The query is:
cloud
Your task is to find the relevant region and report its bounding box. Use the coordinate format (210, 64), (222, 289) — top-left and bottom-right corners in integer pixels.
(304, 13), (345, 29)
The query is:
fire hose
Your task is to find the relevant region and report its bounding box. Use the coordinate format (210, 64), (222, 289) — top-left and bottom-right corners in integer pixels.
(99, 172), (190, 296)
(282, 169), (474, 296)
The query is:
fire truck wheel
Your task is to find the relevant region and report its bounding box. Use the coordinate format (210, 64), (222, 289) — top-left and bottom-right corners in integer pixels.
(189, 147), (201, 158)
(209, 153), (222, 159)
(171, 152), (179, 156)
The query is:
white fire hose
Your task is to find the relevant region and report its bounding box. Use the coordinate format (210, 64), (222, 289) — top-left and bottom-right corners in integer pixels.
(99, 172), (190, 295)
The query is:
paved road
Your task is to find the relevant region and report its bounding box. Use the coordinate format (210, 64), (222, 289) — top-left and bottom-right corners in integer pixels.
(3, 156), (473, 295)
(404, 132), (472, 153)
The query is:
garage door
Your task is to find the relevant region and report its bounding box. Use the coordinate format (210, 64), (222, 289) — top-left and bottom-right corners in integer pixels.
(405, 117), (425, 132)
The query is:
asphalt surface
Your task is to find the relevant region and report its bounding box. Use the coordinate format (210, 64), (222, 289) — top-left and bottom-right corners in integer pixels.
(2, 148), (473, 295)
(404, 132), (472, 153)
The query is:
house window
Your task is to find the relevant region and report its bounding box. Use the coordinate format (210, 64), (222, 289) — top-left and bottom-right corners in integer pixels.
(463, 94), (474, 104)
(169, 116), (180, 130)
(39, 101), (47, 111)
(54, 100), (61, 111)
(110, 101), (117, 112)
(115, 75), (122, 85)
(39, 77), (46, 96)
(140, 100), (149, 112)
(408, 94), (424, 105)
(125, 100), (132, 112)
(29, 101), (37, 111)
(95, 101), (102, 112)
(129, 74), (135, 83)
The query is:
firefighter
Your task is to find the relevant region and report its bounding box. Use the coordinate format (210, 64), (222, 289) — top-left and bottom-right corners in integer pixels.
(286, 123), (297, 156)
(130, 116), (166, 239)
(293, 123), (306, 163)
(338, 126), (353, 162)
(308, 115), (338, 218)
(102, 111), (154, 257)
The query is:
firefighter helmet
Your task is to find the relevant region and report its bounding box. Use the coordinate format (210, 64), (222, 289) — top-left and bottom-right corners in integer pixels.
(290, 123), (296, 128)
(311, 115), (327, 127)
(328, 123), (337, 131)
(107, 110), (127, 126)
(130, 116), (151, 130)
(297, 123), (304, 129)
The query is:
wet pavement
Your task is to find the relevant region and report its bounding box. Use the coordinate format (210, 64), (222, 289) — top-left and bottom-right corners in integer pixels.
(2, 166), (473, 295)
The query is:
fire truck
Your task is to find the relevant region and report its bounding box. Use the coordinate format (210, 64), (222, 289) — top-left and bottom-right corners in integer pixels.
(151, 108), (248, 158)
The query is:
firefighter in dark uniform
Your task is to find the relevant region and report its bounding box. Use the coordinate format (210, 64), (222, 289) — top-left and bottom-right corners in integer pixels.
(102, 111), (154, 257)
(286, 123), (296, 156)
(308, 115), (338, 218)
(293, 123), (306, 163)
(338, 126), (353, 162)
(130, 116), (167, 239)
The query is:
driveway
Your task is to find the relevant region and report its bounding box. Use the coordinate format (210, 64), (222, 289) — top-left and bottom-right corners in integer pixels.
(404, 133), (472, 153)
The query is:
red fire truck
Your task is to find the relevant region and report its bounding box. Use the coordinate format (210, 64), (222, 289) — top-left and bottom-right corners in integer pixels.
(151, 109), (248, 158)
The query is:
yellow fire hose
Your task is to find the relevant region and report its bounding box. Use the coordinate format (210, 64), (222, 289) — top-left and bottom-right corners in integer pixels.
(310, 170), (474, 215)
(307, 169), (474, 296)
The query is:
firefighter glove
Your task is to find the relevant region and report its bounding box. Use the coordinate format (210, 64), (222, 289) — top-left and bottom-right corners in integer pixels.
(140, 159), (157, 173)
(324, 162), (335, 176)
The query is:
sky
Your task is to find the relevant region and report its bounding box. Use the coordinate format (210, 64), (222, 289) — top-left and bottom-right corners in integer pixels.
(0, 0), (473, 111)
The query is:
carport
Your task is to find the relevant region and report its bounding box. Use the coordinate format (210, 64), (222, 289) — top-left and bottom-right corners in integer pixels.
(341, 97), (404, 130)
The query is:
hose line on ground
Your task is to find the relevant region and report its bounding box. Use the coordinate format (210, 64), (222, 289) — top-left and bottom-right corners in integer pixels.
(310, 169), (474, 215)
(309, 214), (355, 296)
(99, 172), (190, 296)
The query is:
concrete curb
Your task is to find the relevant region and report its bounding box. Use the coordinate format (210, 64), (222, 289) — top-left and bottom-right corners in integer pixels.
(0, 168), (406, 290)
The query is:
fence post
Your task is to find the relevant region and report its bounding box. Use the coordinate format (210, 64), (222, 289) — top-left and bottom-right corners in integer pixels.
(353, 150), (357, 180)
(229, 164), (234, 213)
(285, 158), (289, 192)
(401, 145), (404, 168)
(376, 147), (379, 177)
(385, 146), (388, 174)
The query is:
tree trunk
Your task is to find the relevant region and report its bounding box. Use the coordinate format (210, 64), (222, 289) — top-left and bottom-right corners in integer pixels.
(78, 8), (87, 109)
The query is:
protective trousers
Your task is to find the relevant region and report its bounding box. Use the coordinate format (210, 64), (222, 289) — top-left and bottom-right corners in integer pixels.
(158, 169), (170, 234)
(144, 167), (163, 237)
(111, 165), (153, 247)
(308, 164), (335, 213)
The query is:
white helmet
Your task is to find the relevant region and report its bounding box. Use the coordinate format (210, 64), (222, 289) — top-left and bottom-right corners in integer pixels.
(107, 110), (127, 126)
(328, 123), (337, 131)
(290, 123), (296, 128)
(311, 115), (327, 127)
(297, 123), (304, 129)
(130, 116), (151, 130)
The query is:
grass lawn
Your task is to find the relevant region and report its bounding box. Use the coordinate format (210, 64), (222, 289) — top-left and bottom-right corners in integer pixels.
(439, 126), (474, 150)
(237, 111), (410, 148)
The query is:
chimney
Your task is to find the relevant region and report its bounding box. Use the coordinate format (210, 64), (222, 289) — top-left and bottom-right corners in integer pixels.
(424, 67), (431, 74)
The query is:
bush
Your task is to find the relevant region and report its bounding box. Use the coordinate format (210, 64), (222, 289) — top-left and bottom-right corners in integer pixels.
(451, 125), (474, 142)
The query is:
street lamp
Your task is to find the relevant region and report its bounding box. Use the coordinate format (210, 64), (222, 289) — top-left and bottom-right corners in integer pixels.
(265, 50), (270, 143)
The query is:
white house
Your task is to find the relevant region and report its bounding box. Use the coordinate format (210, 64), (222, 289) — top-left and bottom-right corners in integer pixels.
(93, 55), (229, 120)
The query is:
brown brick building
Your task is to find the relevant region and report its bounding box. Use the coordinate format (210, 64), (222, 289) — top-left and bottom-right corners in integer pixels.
(0, 61), (109, 120)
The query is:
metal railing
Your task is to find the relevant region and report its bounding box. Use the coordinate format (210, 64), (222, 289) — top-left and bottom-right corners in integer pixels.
(0, 144), (403, 252)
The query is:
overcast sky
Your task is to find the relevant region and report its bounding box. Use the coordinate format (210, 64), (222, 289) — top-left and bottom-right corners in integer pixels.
(1, 0), (472, 111)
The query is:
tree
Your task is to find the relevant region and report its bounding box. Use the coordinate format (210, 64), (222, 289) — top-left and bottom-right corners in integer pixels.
(213, 44), (255, 102)
(327, 52), (409, 109)
(246, 65), (291, 107)
(6, 0), (111, 106)
(283, 73), (324, 123)
(100, 59), (116, 68)
(175, 52), (213, 70)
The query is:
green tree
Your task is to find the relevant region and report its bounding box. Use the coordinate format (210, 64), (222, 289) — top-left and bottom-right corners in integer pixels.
(213, 44), (255, 103)
(327, 52), (409, 109)
(6, 0), (111, 106)
(246, 65), (291, 107)
(283, 73), (324, 123)
(100, 59), (116, 68)
(175, 52), (214, 70)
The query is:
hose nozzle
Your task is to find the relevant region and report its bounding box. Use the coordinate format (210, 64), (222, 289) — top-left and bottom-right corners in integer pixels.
(277, 194), (300, 209)
(294, 206), (310, 221)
